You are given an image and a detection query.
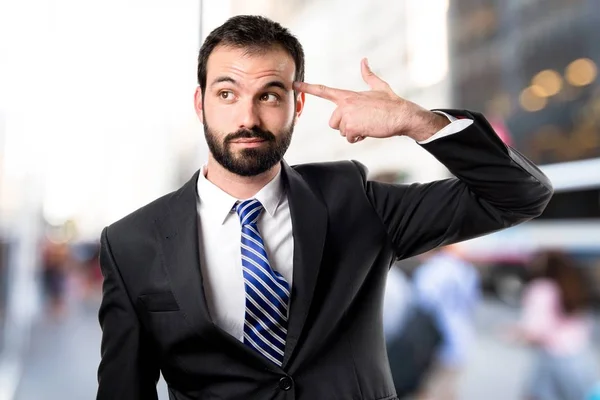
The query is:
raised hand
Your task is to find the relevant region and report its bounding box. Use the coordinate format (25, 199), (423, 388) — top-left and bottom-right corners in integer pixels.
(293, 58), (449, 143)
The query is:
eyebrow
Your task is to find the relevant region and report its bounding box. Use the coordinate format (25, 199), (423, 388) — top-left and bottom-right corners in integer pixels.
(210, 76), (238, 87)
(261, 80), (288, 91)
(210, 76), (289, 91)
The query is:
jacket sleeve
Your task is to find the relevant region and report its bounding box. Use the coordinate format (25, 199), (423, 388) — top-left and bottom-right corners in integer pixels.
(363, 109), (553, 260)
(96, 227), (159, 400)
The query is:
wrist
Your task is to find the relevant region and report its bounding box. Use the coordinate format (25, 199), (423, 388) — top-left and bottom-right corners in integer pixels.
(404, 109), (450, 142)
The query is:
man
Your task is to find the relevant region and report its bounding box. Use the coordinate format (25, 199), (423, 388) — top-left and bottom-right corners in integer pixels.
(96, 15), (553, 400)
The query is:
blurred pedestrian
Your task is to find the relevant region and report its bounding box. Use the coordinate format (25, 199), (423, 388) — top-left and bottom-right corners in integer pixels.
(384, 262), (442, 398)
(40, 236), (70, 319)
(383, 263), (413, 344)
(412, 244), (481, 400)
(508, 250), (599, 400)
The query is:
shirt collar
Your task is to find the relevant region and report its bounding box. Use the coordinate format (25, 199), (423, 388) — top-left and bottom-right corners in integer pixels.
(196, 164), (284, 225)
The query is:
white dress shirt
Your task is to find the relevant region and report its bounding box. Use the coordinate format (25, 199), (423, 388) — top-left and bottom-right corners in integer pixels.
(196, 166), (293, 341)
(196, 114), (473, 342)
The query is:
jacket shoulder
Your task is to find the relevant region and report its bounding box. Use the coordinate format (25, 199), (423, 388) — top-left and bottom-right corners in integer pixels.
(288, 160), (371, 204)
(291, 159), (368, 182)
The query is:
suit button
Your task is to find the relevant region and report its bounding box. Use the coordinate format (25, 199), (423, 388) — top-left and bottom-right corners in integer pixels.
(278, 376), (293, 391)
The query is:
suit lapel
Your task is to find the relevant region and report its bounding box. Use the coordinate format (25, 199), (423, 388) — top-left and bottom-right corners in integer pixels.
(281, 162), (328, 368)
(154, 170), (283, 372)
(154, 171), (213, 334)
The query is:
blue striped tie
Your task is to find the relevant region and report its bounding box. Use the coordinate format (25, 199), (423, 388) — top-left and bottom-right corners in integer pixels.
(236, 199), (290, 366)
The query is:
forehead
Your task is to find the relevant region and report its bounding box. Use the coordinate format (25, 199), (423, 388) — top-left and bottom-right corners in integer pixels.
(206, 45), (296, 84)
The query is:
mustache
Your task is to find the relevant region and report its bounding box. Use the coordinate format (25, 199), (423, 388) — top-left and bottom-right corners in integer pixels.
(225, 127), (276, 143)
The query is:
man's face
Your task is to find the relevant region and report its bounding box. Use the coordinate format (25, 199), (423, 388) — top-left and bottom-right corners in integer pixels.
(195, 45), (304, 176)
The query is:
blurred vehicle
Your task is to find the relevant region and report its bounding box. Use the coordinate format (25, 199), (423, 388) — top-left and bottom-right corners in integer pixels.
(459, 157), (600, 306)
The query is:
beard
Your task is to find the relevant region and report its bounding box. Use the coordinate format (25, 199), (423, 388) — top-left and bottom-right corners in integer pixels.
(204, 119), (294, 177)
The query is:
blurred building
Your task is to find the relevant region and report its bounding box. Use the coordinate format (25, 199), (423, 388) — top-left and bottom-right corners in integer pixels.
(0, 0), (203, 240)
(0, 2), (204, 397)
(214, 0), (453, 183)
(448, 0), (600, 165)
(446, 0), (600, 306)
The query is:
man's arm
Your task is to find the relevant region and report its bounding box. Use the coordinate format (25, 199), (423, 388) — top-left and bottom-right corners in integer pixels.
(97, 227), (160, 400)
(362, 109), (553, 259)
(294, 59), (552, 259)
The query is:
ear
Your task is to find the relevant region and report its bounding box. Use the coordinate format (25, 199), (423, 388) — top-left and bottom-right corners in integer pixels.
(194, 86), (204, 124)
(294, 91), (305, 124)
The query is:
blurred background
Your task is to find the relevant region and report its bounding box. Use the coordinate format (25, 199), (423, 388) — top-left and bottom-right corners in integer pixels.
(0, 0), (599, 399)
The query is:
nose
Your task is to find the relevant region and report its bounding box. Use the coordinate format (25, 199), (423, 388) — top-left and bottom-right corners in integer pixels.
(237, 98), (261, 130)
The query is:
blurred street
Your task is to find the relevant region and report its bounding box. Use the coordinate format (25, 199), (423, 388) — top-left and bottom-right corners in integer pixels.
(13, 300), (101, 400)
(11, 293), (168, 400)
(11, 295), (596, 400)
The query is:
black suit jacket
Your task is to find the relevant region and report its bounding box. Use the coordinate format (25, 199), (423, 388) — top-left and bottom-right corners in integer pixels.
(96, 110), (553, 400)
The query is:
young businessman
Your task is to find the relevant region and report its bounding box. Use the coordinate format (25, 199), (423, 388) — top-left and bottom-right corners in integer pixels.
(96, 15), (553, 400)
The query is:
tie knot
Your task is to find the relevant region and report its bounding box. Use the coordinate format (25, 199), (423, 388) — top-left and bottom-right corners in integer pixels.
(235, 199), (264, 226)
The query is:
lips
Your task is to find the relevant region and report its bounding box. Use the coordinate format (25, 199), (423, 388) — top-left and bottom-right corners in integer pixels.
(230, 138), (266, 144)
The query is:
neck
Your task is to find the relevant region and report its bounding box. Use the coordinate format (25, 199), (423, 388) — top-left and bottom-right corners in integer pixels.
(205, 155), (281, 199)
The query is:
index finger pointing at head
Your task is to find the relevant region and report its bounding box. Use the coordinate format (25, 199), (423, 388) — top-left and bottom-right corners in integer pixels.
(293, 81), (351, 102)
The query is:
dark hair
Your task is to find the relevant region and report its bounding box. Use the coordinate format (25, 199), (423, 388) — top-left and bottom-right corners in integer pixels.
(197, 15), (305, 94)
(533, 250), (592, 314)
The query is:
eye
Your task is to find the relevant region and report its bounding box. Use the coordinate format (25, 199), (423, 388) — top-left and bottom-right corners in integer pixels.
(260, 93), (280, 103)
(219, 90), (234, 100)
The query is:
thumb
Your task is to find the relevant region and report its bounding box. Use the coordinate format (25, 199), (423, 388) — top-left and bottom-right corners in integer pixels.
(361, 58), (390, 92)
